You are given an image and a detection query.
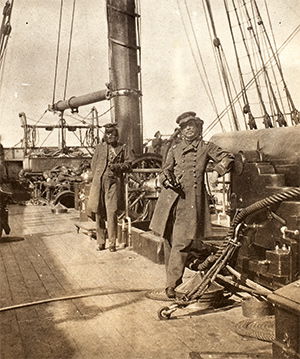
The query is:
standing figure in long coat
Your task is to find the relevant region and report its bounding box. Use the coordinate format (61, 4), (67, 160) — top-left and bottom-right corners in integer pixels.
(150, 112), (234, 298)
(87, 124), (131, 252)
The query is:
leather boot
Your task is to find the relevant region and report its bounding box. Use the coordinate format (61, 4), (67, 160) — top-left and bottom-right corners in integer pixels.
(165, 287), (176, 299)
(97, 244), (106, 251)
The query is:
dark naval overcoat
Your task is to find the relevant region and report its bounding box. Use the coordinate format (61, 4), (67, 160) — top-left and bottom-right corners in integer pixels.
(150, 138), (234, 241)
(87, 142), (129, 218)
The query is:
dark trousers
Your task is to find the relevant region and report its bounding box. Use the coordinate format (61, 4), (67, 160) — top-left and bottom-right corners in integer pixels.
(96, 176), (118, 247)
(163, 200), (193, 288)
(164, 200), (205, 289)
(164, 235), (193, 289)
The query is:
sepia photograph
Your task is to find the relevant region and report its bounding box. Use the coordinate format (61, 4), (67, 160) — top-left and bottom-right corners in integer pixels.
(0, 1), (299, 358)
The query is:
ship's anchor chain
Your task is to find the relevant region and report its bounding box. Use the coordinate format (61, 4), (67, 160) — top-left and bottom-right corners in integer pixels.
(157, 187), (300, 320)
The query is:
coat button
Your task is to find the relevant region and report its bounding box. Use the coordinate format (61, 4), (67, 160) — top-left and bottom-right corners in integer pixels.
(193, 184), (197, 188)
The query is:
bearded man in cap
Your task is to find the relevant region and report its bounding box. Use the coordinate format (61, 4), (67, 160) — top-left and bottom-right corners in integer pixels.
(150, 112), (234, 298)
(87, 123), (132, 252)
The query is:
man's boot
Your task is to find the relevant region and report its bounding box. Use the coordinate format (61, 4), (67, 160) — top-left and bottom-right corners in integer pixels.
(165, 287), (176, 299)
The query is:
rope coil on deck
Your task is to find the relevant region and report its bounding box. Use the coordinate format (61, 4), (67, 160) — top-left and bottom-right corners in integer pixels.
(235, 316), (275, 342)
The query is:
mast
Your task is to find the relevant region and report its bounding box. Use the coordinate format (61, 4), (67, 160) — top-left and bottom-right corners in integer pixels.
(106, 0), (143, 155)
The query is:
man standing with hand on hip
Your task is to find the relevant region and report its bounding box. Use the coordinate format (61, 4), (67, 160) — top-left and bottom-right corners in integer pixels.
(150, 111), (234, 298)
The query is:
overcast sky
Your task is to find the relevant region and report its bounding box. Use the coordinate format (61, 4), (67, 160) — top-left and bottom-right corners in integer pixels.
(0, 0), (299, 146)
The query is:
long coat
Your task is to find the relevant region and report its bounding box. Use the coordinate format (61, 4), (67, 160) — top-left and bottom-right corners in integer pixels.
(86, 142), (129, 217)
(150, 138), (234, 241)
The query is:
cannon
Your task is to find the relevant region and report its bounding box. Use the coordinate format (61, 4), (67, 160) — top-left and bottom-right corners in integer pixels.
(210, 126), (300, 290)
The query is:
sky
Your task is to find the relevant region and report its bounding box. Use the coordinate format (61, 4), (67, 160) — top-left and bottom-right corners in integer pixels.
(0, 0), (299, 147)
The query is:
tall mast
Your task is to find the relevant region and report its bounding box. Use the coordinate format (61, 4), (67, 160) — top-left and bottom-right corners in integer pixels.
(106, 0), (143, 155)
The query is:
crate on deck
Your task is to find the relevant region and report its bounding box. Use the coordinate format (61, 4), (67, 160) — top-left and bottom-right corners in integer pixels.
(268, 280), (300, 359)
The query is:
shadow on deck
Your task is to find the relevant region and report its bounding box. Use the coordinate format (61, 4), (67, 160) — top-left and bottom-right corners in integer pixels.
(0, 205), (273, 359)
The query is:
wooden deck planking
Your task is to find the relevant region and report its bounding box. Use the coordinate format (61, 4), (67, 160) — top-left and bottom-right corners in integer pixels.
(9, 240), (49, 299)
(0, 249), (13, 307)
(79, 258), (208, 358)
(19, 235), (67, 297)
(0, 243), (39, 322)
(26, 233), (82, 293)
(15, 318), (55, 359)
(0, 311), (24, 359)
(0, 205), (273, 358)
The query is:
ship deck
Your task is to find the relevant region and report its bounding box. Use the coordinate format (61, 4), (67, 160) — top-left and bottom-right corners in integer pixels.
(0, 204), (273, 359)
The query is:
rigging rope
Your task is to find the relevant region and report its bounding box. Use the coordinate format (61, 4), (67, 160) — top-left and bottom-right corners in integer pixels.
(32, 109), (48, 126)
(183, 0), (224, 132)
(223, 49), (248, 129)
(224, 0), (249, 130)
(176, 0), (219, 119)
(248, 0), (270, 120)
(0, 0), (13, 69)
(63, 0), (76, 100)
(260, 26), (287, 125)
(70, 130), (93, 155)
(202, 0), (232, 131)
(203, 22), (300, 136)
(65, 113), (92, 125)
(37, 118), (61, 149)
(238, 0), (269, 121)
(0, 49), (6, 95)
(52, 0), (64, 105)
(232, 0), (270, 126)
(259, 0), (296, 113)
(204, 0), (240, 130)
(0, 33), (10, 64)
(242, 0), (282, 125)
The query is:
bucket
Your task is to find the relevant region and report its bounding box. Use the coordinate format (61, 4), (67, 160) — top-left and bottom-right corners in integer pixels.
(242, 296), (274, 318)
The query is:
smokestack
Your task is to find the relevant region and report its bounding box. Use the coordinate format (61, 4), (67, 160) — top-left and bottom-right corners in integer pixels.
(106, 0), (143, 156)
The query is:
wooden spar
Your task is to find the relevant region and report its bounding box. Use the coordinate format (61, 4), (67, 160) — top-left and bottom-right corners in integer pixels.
(106, 0), (143, 156)
(50, 89), (108, 112)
